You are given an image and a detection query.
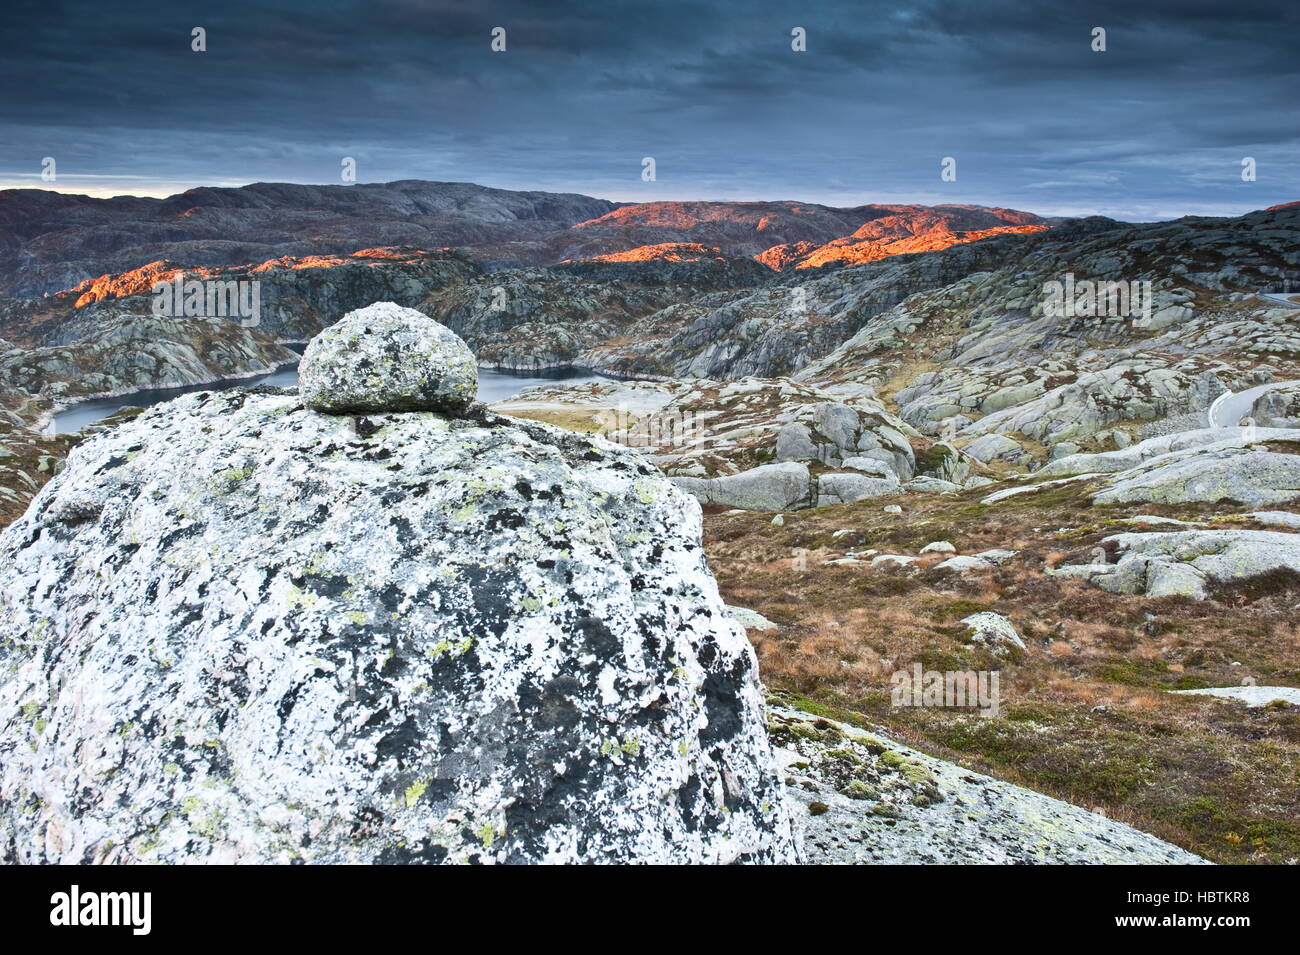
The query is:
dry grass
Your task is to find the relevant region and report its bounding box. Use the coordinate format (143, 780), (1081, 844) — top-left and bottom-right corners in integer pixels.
(703, 484), (1300, 864)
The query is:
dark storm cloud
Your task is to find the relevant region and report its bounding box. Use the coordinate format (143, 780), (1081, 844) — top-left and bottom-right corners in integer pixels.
(0, 0), (1296, 218)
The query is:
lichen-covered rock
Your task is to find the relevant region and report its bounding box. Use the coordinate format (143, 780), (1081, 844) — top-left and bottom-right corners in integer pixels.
(0, 387), (796, 864)
(770, 700), (1207, 864)
(1092, 446), (1300, 508)
(672, 462), (813, 512)
(299, 302), (478, 415)
(816, 472), (901, 505)
(1049, 528), (1300, 600)
(960, 612), (1025, 653)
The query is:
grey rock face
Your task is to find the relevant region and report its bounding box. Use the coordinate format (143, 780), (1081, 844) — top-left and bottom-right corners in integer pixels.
(0, 388), (796, 864)
(1250, 382), (1300, 428)
(816, 472), (902, 505)
(904, 476), (965, 495)
(299, 302), (478, 415)
(1050, 528), (1300, 600)
(775, 402), (915, 479)
(962, 433), (1029, 466)
(839, 456), (895, 478)
(1038, 427), (1300, 478)
(1092, 447), (1300, 508)
(672, 462), (813, 512)
(0, 314), (296, 406)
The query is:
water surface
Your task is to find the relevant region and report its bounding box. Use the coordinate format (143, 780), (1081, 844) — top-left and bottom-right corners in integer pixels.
(52, 357), (605, 433)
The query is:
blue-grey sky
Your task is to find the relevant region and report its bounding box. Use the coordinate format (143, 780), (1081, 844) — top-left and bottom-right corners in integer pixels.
(1, 0), (1296, 219)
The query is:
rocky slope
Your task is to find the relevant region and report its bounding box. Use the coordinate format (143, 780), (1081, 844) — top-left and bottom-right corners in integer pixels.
(421, 257), (772, 371)
(770, 698), (1205, 864)
(582, 218), (1121, 380)
(796, 205), (1300, 457)
(0, 247), (483, 346)
(756, 208), (1048, 270)
(554, 201), (1050, 268)
(0, 317), (295, 410)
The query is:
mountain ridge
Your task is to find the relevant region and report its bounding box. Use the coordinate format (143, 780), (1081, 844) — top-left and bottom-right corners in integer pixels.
(0, 180), (1053, 299)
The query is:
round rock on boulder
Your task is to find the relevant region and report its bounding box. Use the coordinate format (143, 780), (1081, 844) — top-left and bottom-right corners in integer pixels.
(299, 301), (478, 415)
(0, 387), (795, 864)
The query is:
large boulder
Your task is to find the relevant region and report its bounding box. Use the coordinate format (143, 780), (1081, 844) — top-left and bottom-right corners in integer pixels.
(1249, 383), (1300, 428)
(0, 335), (795, 863)
(299, 301), (479, 415)
(816, 472), (901, 505)
(1092, 446), (1300, 508)
(1049, 528), (1300, 600)
(672, 462), (813, 512)
(775, 402), (915, 479)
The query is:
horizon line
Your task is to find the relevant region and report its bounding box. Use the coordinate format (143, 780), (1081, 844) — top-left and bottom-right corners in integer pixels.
(3, 176), (1294, 224)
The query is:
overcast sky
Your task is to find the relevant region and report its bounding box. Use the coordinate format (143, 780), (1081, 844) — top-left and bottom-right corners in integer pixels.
(1, 0), (1296, 220)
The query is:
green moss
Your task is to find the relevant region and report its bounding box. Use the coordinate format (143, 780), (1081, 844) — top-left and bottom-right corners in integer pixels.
(879, 750), (905, 769)
(900, 759), (937, 788)
(841, 780), (877, 800)
(1094, 657), (1170, 688)
(823, 747), (862, 765)
(808, 801), (829, 816)
(919, 598), (994, 622)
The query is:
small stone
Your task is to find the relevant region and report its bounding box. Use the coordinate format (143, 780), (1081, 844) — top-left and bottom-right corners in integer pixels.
(882, 504), (902, 514)
(299, 301), (478, 415)
(920, 540), (956, 554)
(725, 606), (780, 632)
(960, 612), (1026, 653)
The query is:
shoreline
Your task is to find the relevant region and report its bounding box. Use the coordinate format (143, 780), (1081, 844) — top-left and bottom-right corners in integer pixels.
(39, 355), (301, 435)
(38, 358), (656, 436)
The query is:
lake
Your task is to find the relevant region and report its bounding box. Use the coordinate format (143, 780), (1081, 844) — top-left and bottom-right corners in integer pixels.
(51, 356), (608, 434)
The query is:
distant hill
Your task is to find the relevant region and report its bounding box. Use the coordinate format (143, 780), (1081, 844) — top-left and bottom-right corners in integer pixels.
(0, 180), (1052, 298)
